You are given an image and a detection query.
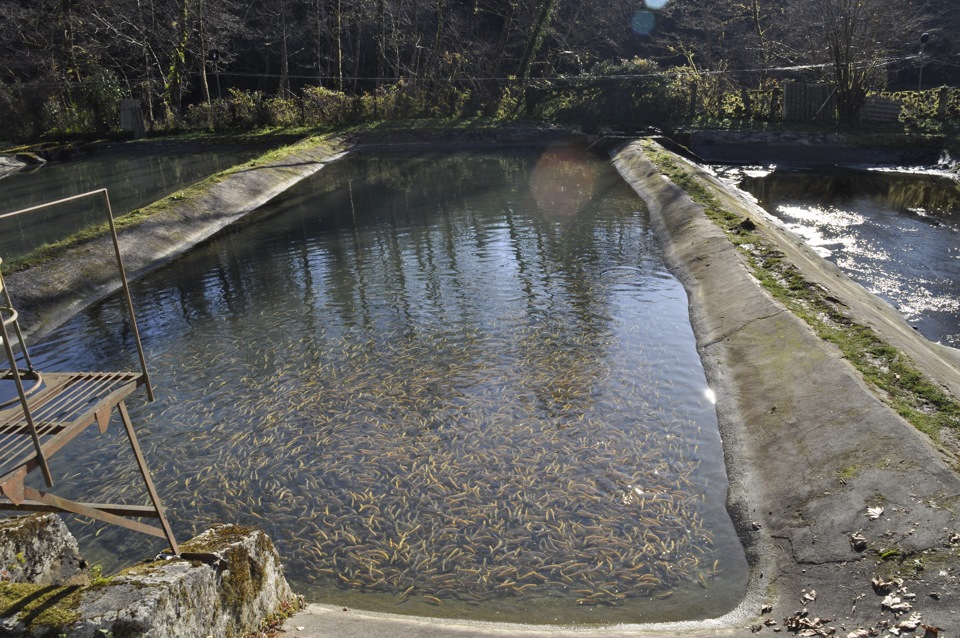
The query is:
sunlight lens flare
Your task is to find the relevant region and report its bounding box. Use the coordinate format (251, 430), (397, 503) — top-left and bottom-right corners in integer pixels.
(529, 144), (598, 216)
(631, 11), (656, 35)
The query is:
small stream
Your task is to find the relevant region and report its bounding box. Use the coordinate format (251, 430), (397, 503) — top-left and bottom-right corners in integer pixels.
(717, 165), (960, 349)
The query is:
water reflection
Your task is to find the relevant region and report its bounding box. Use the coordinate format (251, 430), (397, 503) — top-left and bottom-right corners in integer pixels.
(0, 145), (268, 259)
(727, 166), (960, 348)
(13, 148), (746, 624)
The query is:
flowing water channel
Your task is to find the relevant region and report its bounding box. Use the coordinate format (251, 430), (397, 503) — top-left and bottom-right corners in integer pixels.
(0, 144), (269, 259)
(10, 145), (747, 624)
(719, 165), (960, 348)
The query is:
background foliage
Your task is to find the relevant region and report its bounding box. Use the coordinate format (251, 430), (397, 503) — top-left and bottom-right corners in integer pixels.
(0, 0), (957, 142)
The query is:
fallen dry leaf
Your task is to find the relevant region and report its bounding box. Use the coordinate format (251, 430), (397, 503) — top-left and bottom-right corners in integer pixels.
(846, 630), (870, 638)
(881, 595), (913, 614)
(871, 576), (899, 594)
(867, 506), (884, 520)
(849, 533), (868, 552)
(897, 614), (922, 631)
(802, 589), (817, 603)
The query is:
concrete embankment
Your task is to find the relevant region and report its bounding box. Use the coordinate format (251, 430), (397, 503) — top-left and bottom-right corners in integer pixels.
(3, 136), (347, 342)
(611, 141), (960, 635)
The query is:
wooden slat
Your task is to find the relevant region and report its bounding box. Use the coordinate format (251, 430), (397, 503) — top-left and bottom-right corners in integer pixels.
(0, 499), (161, 518)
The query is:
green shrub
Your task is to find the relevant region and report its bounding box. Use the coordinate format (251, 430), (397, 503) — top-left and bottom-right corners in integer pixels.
(80, 69), (123, 134)
(302, 86), (357, 126)
(185, 99), (226, 131)
(226, 88), (267, 128)
(265, 97), (301, 126)
(533, 57), (686, 130)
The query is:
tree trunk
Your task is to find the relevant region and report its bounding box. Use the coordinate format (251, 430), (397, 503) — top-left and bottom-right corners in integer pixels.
(335, 0), (344, 90)
(163, 0), (191, 121)
(59, 0), (81, 83)
(279, 0), (291, 97)
(517, 0), (557, 81)
(198, 0), (211, 106)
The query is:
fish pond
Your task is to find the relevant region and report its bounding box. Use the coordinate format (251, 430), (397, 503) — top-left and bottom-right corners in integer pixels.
(721, 165), (960, 348)
(14, 145), (747, 624)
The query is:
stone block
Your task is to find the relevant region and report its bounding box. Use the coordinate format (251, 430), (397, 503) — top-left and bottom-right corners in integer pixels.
(0, 514), (86, 585)
(1, 524), (300, 637)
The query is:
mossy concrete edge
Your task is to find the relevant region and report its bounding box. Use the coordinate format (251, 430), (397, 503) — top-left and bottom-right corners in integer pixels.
(4, 137), (348, 343)
(612, 141), (960, 633)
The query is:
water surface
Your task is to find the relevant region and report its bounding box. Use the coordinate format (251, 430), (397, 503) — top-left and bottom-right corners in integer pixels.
(723, 166), (960, 348)
(12, 146), (747, 624)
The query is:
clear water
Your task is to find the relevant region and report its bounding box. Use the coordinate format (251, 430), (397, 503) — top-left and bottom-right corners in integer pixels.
(0, 145), (267, 259)
(10, 146), (747, 624)
(723, 166), (960, 349)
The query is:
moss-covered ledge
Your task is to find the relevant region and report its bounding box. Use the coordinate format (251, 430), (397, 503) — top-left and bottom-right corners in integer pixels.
(1, 523), (302, 638)
(612, 139), (960, 634)
(2, 135), (347, 343)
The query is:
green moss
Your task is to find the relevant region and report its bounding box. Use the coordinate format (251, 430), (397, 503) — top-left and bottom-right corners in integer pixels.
(222, 544), (264, 616)
(641, 141), (960, 459)
(880, 548), (902, 560)
(0, 514), (52, 539)
(839, 465), (861, 482)
(179, 525), (258, 555)
(0, 582), (84, 632)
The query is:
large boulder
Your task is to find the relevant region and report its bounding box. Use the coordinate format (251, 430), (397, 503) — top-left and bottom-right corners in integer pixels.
(1, 523), (301, 637)
(0, 514), (87, 585)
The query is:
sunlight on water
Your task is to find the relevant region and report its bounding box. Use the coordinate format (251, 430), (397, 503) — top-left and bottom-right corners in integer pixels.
(734, 166), (960, 347)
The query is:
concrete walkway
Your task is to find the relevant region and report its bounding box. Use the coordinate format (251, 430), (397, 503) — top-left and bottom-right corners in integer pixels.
(281, 140), (960, 637)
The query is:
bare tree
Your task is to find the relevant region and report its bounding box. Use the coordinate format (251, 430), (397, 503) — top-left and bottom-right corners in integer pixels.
(779, 0), (924, 119)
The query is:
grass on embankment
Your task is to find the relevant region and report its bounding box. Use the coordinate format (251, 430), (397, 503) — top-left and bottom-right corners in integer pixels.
(640, 139), (960, 457)
(0, 134), (337, 276)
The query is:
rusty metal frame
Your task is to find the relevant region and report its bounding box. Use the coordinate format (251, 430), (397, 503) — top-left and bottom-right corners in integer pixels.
(0, 190), (178, 554)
